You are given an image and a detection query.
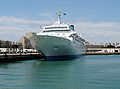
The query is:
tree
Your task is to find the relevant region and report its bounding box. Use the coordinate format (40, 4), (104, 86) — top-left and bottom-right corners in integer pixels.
(106, 45), (115, 48)
(0, 40), (2, 47)
(5, 41), (10, 48)
(100, 45), (105, 48)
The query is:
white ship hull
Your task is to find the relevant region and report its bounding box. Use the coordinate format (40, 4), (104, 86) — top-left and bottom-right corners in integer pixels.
(30, 35), (86, 60)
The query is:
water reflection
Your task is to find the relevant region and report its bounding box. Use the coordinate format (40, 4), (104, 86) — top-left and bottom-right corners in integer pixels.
(25, 57), (85, 89)
(2, 55), (120, 89)
(0, 58), (82, 89)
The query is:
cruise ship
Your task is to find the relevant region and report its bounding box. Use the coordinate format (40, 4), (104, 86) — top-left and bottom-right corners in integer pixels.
(30, 10), (86, 60)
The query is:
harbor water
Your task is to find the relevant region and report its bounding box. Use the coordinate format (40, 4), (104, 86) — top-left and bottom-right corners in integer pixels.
(0, 55), (120, 89)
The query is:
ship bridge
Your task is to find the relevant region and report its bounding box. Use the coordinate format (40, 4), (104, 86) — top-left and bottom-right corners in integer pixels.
(43, 24), (74, 32)
(37, 9), (76, 40)
(43, 9), (75, 32)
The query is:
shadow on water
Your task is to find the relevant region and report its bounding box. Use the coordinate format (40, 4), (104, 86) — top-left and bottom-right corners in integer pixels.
(0, 56), (86, 89)
(23, 56), (86, 89)
(0, 61), (23, 69)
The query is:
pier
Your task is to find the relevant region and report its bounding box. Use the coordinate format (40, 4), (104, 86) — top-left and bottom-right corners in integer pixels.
(0, 53), (44, 63)
(1, 47), (120, 63)
(85, 52), (120, 55)
(85, 48), (120, 55)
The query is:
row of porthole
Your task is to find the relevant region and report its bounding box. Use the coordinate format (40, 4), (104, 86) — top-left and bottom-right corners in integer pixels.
(50, 34), (65, 35)
(34, 37), (64, 40)
(34, 37), (47, 40)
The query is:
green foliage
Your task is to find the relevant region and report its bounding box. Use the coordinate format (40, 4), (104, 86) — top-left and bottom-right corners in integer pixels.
(12, 45), (18, 48)
(100, 45), (116, 48)
(100, 45), (105, 48)
(106, 45), (115, 48)
(0, 40), (19, 48)
(0, 40), (2, 47)
(5, 41), (10, 48)
(117, 46), (120, 48)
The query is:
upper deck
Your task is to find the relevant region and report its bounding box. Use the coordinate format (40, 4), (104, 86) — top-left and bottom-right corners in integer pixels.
(43, 24), (74, 32)
(42, 9), (75, 33)
(36, 10), (85, 43)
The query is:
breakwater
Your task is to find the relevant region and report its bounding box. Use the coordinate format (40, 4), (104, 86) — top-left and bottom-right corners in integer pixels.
(0, 53), (44, 63)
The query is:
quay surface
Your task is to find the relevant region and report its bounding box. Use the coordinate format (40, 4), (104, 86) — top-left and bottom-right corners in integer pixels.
(0, 53), (44, 63)
(85, 52), (120, 55)
(86, 48), (120, 55)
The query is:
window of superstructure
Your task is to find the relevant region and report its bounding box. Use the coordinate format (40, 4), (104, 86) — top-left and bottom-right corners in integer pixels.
(43, 30), (69, 32)
(45, 27), (67, 29)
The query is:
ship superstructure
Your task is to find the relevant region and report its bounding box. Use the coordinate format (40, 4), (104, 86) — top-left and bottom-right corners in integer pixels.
(30, 10), (86, 60)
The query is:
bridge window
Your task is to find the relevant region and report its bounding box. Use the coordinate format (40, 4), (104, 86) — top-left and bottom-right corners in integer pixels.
(43, 30), (69, 32)
(69, 25), (74, 31)
(45, 27), (67, 29)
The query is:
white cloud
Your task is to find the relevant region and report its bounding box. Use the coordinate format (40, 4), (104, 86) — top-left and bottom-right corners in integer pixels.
(74, 22), (120, 43)
(0, 16), (50, 24)
(0, 16), (120, 43)
(0, 16), (50, 41)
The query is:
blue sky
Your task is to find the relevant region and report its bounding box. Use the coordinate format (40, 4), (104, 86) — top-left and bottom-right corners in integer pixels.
(0, 0), (120, 43)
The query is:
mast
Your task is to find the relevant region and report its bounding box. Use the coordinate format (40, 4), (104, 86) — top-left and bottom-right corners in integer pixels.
(56, 9), (61, 24)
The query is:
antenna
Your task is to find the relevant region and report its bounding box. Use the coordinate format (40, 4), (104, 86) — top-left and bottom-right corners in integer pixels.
(56, 9), (61, 24)
(56, 9), (66, 24)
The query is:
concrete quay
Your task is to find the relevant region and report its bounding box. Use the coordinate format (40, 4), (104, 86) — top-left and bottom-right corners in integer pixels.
(85, 48), (120, 55)
(85, 52), (120, 55)
(0, 53), (44, 63)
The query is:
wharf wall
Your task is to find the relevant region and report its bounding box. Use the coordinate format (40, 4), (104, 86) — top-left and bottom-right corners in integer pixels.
(85, 52), (120, 55)
(0, 53), (44, 63)
(86, 48), (120, 55)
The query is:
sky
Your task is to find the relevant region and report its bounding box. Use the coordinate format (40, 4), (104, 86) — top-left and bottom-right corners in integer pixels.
(0, 0), (120, 44)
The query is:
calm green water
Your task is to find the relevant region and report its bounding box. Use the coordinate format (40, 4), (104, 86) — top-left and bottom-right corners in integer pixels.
(0, 55), (120, 89)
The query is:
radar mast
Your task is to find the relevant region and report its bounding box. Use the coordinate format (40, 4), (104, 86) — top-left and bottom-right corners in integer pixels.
(56, 9), (66, 24)
(56, 9), (61, 24)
